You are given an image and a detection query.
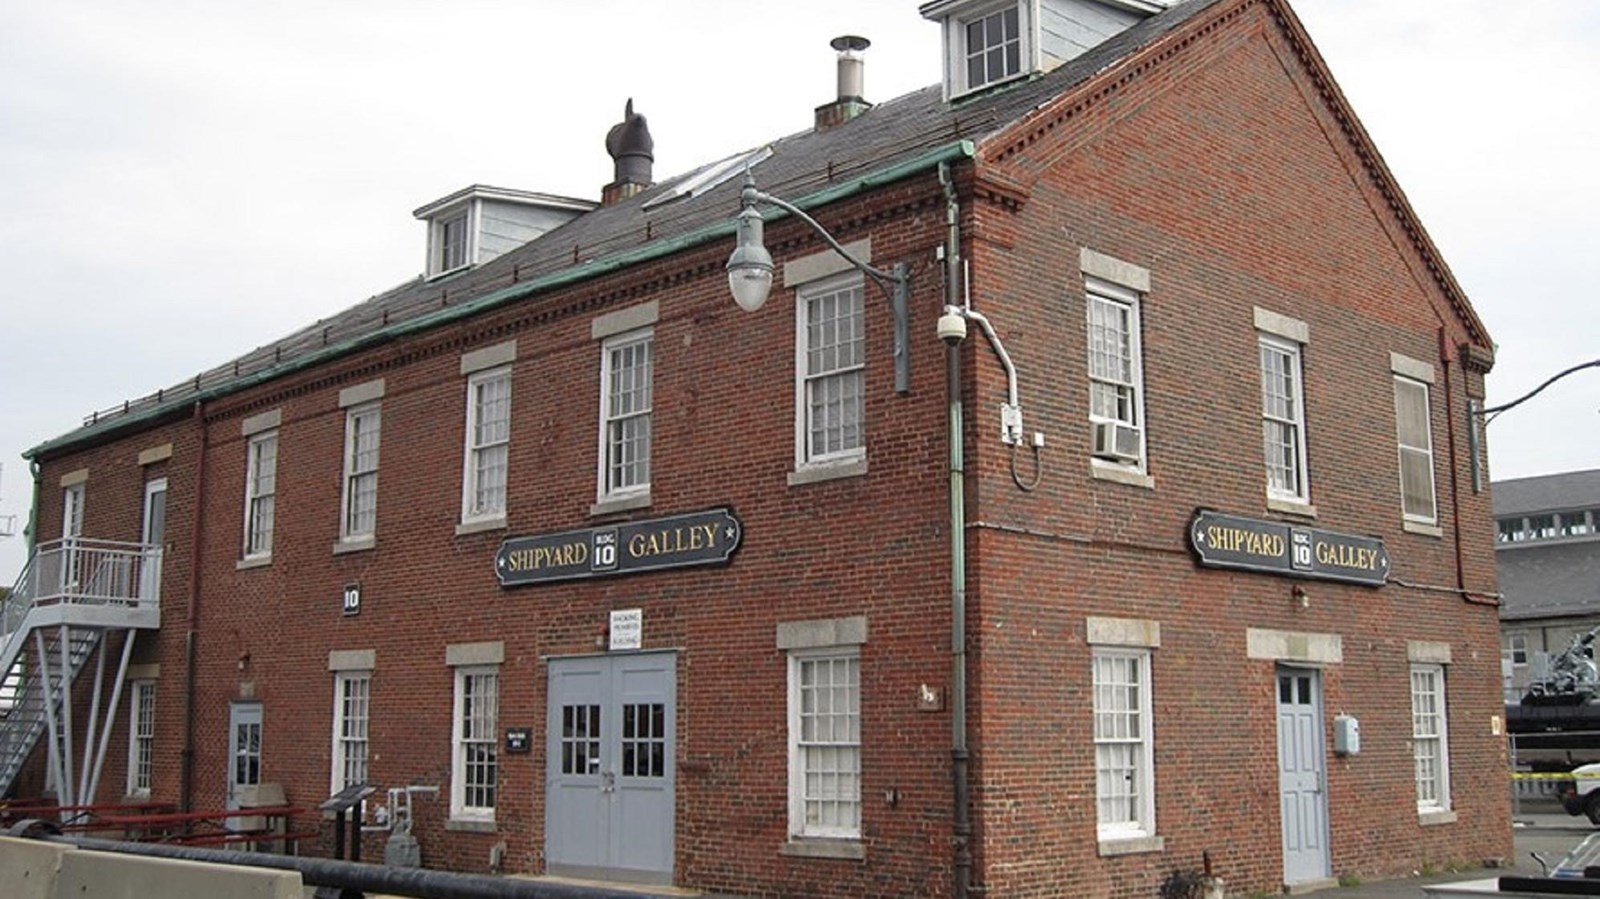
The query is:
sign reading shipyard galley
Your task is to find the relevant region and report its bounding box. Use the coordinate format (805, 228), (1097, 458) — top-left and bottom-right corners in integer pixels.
(496, 507), (743, 586)
(1188, 509), (1390, 587)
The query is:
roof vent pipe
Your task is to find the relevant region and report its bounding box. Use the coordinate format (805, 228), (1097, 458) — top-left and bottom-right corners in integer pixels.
(815, 36), (872, 131)
(602, 98), (654, 206)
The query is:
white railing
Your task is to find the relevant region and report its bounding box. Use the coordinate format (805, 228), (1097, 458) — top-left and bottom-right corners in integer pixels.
(11, 538), (161, 608)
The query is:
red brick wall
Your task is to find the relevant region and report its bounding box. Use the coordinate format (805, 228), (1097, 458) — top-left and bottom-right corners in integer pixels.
(14, 3), (1508, 897)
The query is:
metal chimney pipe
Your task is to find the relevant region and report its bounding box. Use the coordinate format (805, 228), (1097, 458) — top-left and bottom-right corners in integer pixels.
(832, 35), (870, 101)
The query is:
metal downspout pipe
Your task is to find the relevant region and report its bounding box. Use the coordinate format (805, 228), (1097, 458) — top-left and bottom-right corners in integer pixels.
(940, 161), (972, 899)
(181, 399), (207, 812)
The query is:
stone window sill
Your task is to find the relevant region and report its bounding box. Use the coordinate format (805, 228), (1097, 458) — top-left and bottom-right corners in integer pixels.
(1419, 809), (1457, 827)
(445, 818), (497, 834)
(333, 536), (375, 555)
(1090, 459), (1154, 489)
(780, 837), (866, 861)
(1404, 520), (1444, 538)
(236, 555), (272, 571)
(1267, 497), (1317, 518)
(1097, 835), (1164, 857)
(455, 516), (507, 537)
(788, 458), (867, 487)
(591, 493), (651, 517)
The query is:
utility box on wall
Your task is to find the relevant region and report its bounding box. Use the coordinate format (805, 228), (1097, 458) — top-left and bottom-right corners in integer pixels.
(1334, 714), (1360, 756)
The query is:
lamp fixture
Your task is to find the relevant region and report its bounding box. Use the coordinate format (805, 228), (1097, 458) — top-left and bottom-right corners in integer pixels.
(725, 173), (911, 394)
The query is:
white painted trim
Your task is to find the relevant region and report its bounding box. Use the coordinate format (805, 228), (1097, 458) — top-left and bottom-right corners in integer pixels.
(240, 409), (281, 437)
(339, 403), (381, 542)
(339, 379), (386, 408)
(591, 300), (659, 341)
(595, 328), (653, 505)
(460, 366), (511, 525)
(459, 340), (517, 376)
(138, 444), (173, 466)
(1080, 248), (1150, 293)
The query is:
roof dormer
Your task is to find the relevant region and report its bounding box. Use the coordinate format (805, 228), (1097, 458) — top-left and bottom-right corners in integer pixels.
(920, 0), (1171, 100)
(413, 186), (596, 280)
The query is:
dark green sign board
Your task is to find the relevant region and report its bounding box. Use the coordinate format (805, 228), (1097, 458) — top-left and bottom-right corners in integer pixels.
(496, 507), (742, 586)
(1188, 510), (1389, 587)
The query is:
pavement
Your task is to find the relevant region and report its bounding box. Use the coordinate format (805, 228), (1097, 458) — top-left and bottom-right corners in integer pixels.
(1294, 805), (1596, 899)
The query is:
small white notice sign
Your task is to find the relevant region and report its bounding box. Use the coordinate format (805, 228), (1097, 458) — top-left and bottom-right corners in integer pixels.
(609, 609), (643, 651)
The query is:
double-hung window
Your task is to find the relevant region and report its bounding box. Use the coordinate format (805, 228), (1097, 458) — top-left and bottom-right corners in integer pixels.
(788, 648), (861, 840)
(462, 367), (511, 524)
(244, 432), (278, 558)
(1259, 334), (1309, 504)
(1086, 278), (1145, 468)
(797, 275), (866, 469)
(453, 667), (499, 820)
(1093, 647), (1155, 842)
(1411, 664), (1450, 814)
(340, 403), (381, 542)
(957, 2), (1025, 93)
(436, 210), (470, 275)
(127, 680), (156, 797)
(599, 330), (652, 501)
(331, 671), (370, 794)
(1394, 376), (1437, 524)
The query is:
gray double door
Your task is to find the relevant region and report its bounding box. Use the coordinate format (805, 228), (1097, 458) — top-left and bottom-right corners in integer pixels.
(545, 652), (676, 885)
(1276, 666), (1331, 886)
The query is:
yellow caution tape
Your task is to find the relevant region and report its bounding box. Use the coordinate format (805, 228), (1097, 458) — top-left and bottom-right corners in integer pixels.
(1510, 771), (1588, 780)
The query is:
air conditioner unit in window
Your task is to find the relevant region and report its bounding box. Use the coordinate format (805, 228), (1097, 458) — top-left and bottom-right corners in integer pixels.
(1092, 420), (1142, 463)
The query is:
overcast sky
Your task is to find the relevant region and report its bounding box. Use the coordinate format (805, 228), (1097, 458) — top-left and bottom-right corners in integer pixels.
(2, 0), (1596, 584)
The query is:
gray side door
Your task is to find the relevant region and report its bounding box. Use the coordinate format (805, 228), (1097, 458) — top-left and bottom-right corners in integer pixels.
(1276, 667), (1330, 886)
(546, 652), (675, 885)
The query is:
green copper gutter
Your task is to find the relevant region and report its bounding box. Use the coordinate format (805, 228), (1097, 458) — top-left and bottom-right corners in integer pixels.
(26, 140), (977, 461)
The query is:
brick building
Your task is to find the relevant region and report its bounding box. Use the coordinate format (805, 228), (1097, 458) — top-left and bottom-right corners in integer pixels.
(3, 0), (1510, 895)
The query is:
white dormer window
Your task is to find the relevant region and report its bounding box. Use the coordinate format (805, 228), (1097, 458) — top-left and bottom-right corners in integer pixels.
(437, 210), (471, 275)
(964, 5), (1023, 91)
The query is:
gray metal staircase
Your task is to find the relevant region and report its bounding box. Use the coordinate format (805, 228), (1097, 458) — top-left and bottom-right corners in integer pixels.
(0, 538), (161, 801)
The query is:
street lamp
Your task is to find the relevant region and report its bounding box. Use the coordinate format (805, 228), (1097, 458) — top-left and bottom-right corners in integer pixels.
(725, 174), (911, 394)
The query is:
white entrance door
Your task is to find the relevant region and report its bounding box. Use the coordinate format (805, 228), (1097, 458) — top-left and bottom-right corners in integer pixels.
(140, 479), (166, 602)
(545, 652), (675, 885)
(1277, 667), (1330, 886)
(227, 702), (263, 827)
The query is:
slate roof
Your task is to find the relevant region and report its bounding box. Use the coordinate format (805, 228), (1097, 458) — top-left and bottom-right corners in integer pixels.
(30, 0), (1484, 459)
(1494, 470), (1600, 518)
(1498, 540), (1600, 621)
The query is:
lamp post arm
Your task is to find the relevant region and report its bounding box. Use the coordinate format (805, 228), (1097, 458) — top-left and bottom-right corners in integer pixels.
(742, 186), (902, 288)
(741, 184), (911, 394)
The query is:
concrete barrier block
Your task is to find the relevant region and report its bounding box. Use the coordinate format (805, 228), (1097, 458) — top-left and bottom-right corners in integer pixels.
(0, 836), (69, 899)
(57, 848), (303, 899)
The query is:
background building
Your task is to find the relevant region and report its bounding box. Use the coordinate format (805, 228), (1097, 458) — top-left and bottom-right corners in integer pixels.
(2, 0), (1510, 895)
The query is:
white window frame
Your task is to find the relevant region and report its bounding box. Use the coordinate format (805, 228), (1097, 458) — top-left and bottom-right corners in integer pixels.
(1093, 647), (1155, 841)
(126, 679), (156, 797)
(243, 432), (278, 559)
(451, 666), (499, 821)
(330, 670), (371, 795)
(1394, 376), (1437, 525)
(1259, 335), (1310, 504)
(461, 367), (511, 525)
(428, 204), (476, 278)
(339, 403), (381, 542)
(1506, 633), (1528, 668)
(795, 273), (867, 471)
(1411, 663), (1451, 814)
(62, 482), (85, 539)
(787, 647), (862, 841)
(596, 328), (653, 502)
(946, 0), (1032, 97)
(1085, 277), (1146, 469)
